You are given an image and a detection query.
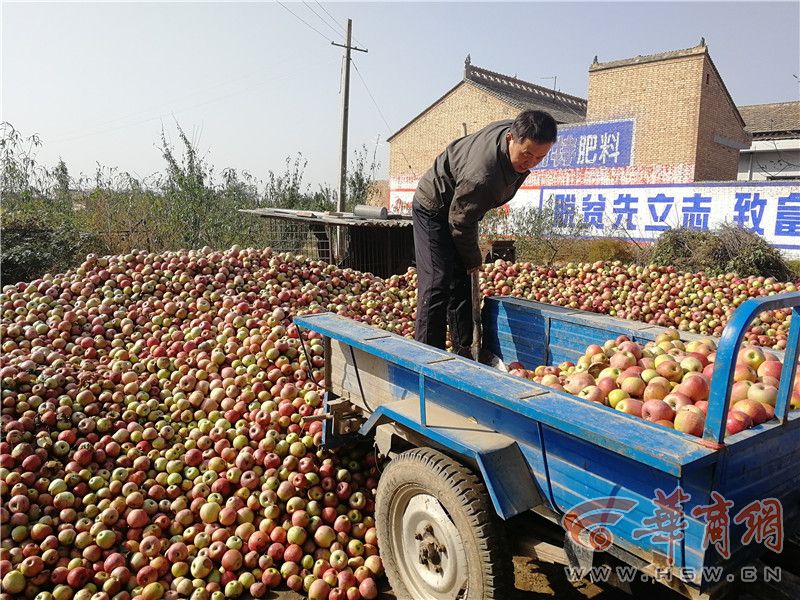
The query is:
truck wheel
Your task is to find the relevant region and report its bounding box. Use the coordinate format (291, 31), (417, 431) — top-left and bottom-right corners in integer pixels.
(375, 447), (511, 600)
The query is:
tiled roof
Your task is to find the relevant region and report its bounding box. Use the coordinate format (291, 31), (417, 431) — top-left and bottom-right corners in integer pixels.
(737, 101), (800, 138)
(387, 61), (587, 142)
(464, 64), (587, 124)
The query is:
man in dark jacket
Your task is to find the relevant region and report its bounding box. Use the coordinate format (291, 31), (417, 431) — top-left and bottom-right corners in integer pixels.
(413, 110), (557, 355)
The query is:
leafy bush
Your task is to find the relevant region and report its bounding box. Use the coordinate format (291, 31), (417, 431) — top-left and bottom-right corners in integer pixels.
(646, 225), (796, 281)
(0, 122), (381, 284)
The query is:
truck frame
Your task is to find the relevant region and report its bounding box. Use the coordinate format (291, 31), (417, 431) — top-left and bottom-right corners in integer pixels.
(294, 291), (800, 600)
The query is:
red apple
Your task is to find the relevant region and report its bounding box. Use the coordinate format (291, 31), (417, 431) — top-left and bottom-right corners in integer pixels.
(747, 383), (778, 407)
(642, 399), (676, 423)
(731, 399), (768, 425)
(674, 406), (705, 437)
(615, 398), (644, 418)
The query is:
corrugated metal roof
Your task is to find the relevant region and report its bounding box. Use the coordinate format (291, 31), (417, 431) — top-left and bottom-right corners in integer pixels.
(239, 208), (412, 227)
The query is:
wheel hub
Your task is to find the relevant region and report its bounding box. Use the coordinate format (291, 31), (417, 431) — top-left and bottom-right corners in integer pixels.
(391, 492), (468, 599)
(416, 525), (447, 573)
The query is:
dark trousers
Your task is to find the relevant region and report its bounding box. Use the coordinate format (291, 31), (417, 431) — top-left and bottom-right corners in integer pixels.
(412, 199), (473, 354)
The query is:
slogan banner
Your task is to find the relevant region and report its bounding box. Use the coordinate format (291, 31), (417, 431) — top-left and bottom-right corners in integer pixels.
(533, 119), (635, 171)
(531, 182), (800, 257)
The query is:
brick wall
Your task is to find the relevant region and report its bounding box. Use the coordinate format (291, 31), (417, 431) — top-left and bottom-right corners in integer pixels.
(388, 83), (519, 179)
(694, 55), (752, 181)
(587, 47), (749, 182)
(587, 54), (704, 170)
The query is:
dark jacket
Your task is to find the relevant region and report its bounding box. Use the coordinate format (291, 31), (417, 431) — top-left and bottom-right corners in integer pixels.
(413, 120), (530, 269)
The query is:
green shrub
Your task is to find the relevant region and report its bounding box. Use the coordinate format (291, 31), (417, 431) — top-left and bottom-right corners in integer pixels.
(646, 225), (795, 281)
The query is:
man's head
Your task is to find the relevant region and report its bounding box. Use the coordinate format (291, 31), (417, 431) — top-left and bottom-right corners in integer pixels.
(506, 110), (557, 173)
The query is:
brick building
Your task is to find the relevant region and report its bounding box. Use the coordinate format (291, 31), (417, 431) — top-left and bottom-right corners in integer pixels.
(387, 42), (753, 211)
(387, 57), (587, 187)
(587, 43), (750, 182)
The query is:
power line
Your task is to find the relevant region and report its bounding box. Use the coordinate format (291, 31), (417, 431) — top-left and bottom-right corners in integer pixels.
(50, 52), (306, 142)
(352, 60), (416, 178)
(314, 0), (346, 34)
(276, 1), (334, 43)
(302, 1), (342, 38)
(313, 1), (365, 48)
(50, 58), (338, 144)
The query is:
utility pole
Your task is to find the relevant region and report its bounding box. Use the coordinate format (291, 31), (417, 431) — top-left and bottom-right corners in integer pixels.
(332, 19), (368, 213)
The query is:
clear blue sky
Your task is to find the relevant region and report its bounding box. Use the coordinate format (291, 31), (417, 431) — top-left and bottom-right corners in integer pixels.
(3, 1), (799, 189)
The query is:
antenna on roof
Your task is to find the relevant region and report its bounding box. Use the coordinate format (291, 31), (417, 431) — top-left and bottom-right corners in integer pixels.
(540, 76), (557, 91)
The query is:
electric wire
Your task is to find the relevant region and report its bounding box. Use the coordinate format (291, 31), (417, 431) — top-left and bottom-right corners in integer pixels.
(352, 59), (416, 178)
(301, 1), (343, 39)
(276, 1), (334, 44)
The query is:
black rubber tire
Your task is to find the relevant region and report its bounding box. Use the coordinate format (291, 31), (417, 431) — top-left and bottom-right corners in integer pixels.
(375, 447), (512, 600)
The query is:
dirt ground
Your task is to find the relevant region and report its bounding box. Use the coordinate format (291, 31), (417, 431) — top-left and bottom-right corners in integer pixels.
(267, 552), (797, 599)
(268, 554), (681, 600)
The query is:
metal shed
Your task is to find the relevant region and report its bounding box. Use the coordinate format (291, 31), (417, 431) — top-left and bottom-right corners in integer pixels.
(240, 207), (415, 278)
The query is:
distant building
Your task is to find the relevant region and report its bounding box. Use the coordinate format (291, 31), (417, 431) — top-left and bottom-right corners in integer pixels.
(737, 101), (800, 181)
(387, 43), (753, 212)
(387, 57), (586, 183)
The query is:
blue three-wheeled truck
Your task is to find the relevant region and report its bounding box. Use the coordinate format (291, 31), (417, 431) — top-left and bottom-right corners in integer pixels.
(295, 290), (800, 600)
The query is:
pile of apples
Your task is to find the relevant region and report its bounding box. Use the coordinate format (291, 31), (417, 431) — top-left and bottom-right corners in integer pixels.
(0, 247), (393, 600)
(509, 329), (799, 437)
(479, 260), (798, 349)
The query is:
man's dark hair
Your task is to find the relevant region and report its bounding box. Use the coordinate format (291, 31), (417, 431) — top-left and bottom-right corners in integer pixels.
(511, 110), (558, 144)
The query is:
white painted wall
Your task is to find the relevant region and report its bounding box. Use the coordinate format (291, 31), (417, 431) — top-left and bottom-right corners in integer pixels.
(738, 138), (800, 181)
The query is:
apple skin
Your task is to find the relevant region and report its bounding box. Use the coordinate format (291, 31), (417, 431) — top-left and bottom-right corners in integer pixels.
(757, 360), (782, 381)
(656, 360), (683, 382)
(643, 381), (670, 401)
(663, 392), (693, 411)
(620, 376), (646, 398)
(694, 400), (709, 416)
(596, 377), (618, 396)
(731, 399), (768, 426)
(702, 363), (716, 379)
(654, 419), (675, 429)
(747, 383), (778, 407)
(676, 374), (710, 403)
(759, 402), (776, 422)
(760, 375), (780, 389)
(578, 385), (607, 404)
(541, 374), (560, 387)
(641, 368), (659, 383)
(642, 399), (676, 423)
(618, 341), (643, 360)
(610, 351), (637, 370)
(726, 410), (753, 436)
(598, 367), (621, 382)
(615, 398), (644, 418)
(733, 364), (757, 383)
(730, 380), (753, 403)
(679, 356), (704, 373)
(737, 346), (766, 371)
(607, 389), (630, 409)
(674, 406), (705, 437)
